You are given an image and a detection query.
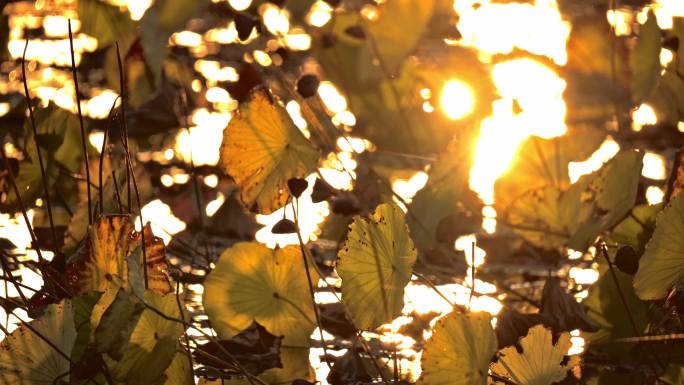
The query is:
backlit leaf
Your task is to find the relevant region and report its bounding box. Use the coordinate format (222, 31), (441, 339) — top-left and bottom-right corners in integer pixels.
(111, 291), (186, 383)
(0, 301), (76, 384)
(420, 312), (497, 385)
(364, 0), (436, 75)
(203, 242), (316, 345)
(494, 325), (576, 385)
(503, 150), (643, 250)
(66, 215), (172, 295)
(77, 0), (136, 47)
(634, 193), (684, 300)
(494, 126), (606, 212)
(337, 202), (417, 330)
(219, 88), (319, 214)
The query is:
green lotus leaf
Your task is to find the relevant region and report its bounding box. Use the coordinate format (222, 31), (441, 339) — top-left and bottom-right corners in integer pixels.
(634, 193), (684, 299)
(337, 202), (417, 330)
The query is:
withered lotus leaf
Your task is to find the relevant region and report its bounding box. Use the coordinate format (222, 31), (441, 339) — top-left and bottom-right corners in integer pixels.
(66, 215), (172, 295)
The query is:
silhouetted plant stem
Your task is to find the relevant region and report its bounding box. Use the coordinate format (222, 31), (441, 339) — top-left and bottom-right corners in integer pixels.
(0, 145), (45, 263)
(132, 292), (268, 385)
(98, 99), (119, 216)
(114, 42), (132, 213)
(22, 40), (58, 256)
(293, 199), (333, 371)
(114, 41), (148, 290)
(0, 250), (31, 310)
(68, 20), (92, 225)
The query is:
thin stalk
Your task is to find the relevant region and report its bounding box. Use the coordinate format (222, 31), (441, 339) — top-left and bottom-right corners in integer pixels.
(114, 43), (131, 212)
(114, 42), (148, 289)
(0, 145), (45, 263)
(180, 91), (209, 262)
(292, 199), (333, 371)
(174, 280), (194, 380)
(98, 99), (119, 215)
(111, 169), (123, 214)
(68, 20), (92, 224)
(0, 251), (31, 309)
(469, 242), (476, 310)
(22, 40), (58, 256)
(132, 292), (268, 385)
(600, 244), (664, 372)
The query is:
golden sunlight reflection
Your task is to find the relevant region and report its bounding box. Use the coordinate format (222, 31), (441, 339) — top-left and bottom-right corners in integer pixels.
(0, 104), (8, 118)
(439, 79), (475, 120)
(108, 0), (152, 20)
(646, 186), (665, 204)
(206, 192), (226, 217)
(469, 99), (528, 205)
(318, 81), (348, 114)
(569, 265), (599, 285)
(642, 152), (667, 180)
(632, 103), (658, 131)
(136, 199), (187, 244)
(255, 174), (330, 248)
(391, 171), (429, 209)
(228, 0), (252, 11)
(453, 0), (571, 65)
(174, 109), (232, 166)
(307, 1), (334, 27)
(568, 138), (620, 183)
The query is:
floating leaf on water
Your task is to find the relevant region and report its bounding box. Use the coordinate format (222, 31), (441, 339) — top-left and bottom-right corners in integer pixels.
(195, 321), (283, 376)
(93, 286), (145, 360)
(635, 193), (684, 300)
(540, 277), (598, 333)
(219, 88), (319, 214)
(608, 203), (661, 253)
(0, 301), (76, 384)
(494, 325), (577, 385)
(495, 310), (555, 350)
(66, 215), (172, 295)
(203, 242), (315, 344)
(337, 202), (417, 330)
(407, 144), (482, 256)
(420, 311), (497, 385)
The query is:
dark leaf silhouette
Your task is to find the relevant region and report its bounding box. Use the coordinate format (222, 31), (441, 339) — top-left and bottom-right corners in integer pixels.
(195, 322), (283, 377)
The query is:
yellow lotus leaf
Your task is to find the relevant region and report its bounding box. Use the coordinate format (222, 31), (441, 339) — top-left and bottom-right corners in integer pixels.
(494, 325), (577, 385)
(219, 88), (319, 214)
(420, 312), (497, 385)
(337, 202), (417, 330)
(0, 301), (76, 384)
(203, 242), (315, 345)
